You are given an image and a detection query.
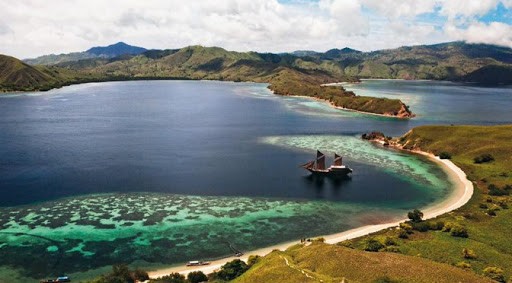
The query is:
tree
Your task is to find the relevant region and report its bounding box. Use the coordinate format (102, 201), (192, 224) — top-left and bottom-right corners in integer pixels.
(474, 153), (494, 164)
(133, 269), (149, 281)
(97, 264), (134, 283)
(462, 248), (477, 259)
(407, 209), (424, 223)
(187, 271), (207, 283)
(364, 238), (384, 252)
(450, 225), (469, 238)
(439, 152), (451, 159)
(151, 273), (186, 283)
(213, 259), (249, 281)
(483, 266), (505, 282)
(247, 255), (261, 267)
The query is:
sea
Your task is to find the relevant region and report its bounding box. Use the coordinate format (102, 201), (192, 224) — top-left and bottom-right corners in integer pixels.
(0, 79), (511, 281)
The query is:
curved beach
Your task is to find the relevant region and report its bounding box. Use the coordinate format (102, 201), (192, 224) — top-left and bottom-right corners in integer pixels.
(148, 152), (474, 278)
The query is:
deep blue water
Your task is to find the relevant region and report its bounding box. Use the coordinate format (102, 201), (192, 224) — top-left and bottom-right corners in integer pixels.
(1, 80), (512, 207)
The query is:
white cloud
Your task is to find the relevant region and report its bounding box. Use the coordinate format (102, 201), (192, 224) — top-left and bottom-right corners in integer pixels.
(445, 21), (512, 47)
(0, 0), (510, 58)
(361, 0), (438, 19)
(439, 0), (500, 19)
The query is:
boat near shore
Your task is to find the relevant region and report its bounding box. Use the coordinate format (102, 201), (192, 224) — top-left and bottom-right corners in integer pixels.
(186, 261), (210, 267)
(301, 151), (353, 177)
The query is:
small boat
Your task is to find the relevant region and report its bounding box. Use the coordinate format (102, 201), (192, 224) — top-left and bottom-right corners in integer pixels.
(186, 260), (210, 266)
(40, 276), (71, 283)
(301, 151), (352, 177)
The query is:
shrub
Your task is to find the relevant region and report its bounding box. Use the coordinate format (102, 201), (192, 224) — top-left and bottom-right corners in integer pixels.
(99, 264), (133, 283)
(133, 269), (149, 281)
(407, 209), (424, 223)
(479, 203), (489, 209)
(364, 238), (384, 252)
(313, 237), (325, 243)
(439, 152), (451, 159)
(462, 248), (477, 259)
(384, 237), (397, 246)
(373, 276), (398, 283)
(428, 221), (445, 231)
(213, 259), (248, 281)
(151, 273), (186, 283)
(455, 261), (471, 269)
(399, 223), (413, 233)
(247, 255), (261, 267)
(498, 200), (508, 209)
(383, 246), (401, 253)
(488, 184), (509, 196)
(487, 209), (497, 216)
(474, 153), (494, 164)
(450, 225), (469, 238)
(442, 222), (454, 232)
(483, 266), (505, 282)
(187, 271), (207, 283)
(412, 221), (429, 232)
(398, 229), (409, 239)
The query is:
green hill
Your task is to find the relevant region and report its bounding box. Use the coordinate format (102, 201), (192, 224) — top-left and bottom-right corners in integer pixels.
(0, 54), (62, 91)
(301, 42), (512, 84)
(343, 125), (512, 281)
(233, 243), (493, 283)
(53, 45), (412, 118)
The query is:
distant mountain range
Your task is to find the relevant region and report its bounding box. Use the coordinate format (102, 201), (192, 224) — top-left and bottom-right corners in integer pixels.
(24, 42), (147, 65)
(2, 41), (512, 116)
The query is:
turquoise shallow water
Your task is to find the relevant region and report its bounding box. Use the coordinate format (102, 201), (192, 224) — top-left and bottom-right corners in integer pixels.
(0, 135), (452, 282)
(0, 193), (405, 282)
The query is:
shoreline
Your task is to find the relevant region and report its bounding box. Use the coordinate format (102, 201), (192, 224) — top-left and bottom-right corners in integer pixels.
(148, 149), (474, 278)
(283, 94), (410, 119)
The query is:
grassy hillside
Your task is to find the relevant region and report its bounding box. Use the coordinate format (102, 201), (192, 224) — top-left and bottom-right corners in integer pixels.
(234, 243), (492, 283)
(299, 42), (512, 84)
(342, 125), (512, 281)
(0, 54), (63, 91)
(226, 125), (512, 282)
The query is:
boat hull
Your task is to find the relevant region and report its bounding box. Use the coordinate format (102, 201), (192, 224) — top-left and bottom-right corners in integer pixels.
(307, 167), (352, 177)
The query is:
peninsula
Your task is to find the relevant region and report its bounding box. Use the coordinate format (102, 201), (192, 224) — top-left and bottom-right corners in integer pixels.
(140, 125), (511, 283)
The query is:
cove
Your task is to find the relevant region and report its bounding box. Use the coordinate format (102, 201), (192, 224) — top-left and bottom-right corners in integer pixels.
(1, 80), (511, 281)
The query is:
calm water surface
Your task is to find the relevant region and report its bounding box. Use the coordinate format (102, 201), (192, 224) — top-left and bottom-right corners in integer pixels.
(0, 80), (511, 281)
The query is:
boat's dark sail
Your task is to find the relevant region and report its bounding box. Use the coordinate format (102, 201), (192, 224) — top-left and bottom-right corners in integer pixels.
(300, 160), (315, 169)
(301, 150), (352, 177)
(316, 150), (326, 170)
(334, 153), (342, 166)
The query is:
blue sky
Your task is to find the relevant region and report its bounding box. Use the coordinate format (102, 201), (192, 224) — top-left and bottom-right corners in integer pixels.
(0, 0), (511, 58)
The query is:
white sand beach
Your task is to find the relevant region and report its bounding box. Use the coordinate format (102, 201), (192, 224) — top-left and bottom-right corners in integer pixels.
(148, 152), (474, 278)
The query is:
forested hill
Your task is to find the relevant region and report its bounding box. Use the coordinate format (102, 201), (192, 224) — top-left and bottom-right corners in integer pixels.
(24, 42), (147, 66)
(0, 54), (65, 92)
(293, 41), (512, 84)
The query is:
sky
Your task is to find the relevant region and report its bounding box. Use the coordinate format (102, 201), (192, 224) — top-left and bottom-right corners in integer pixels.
(1, 0), (511, 59)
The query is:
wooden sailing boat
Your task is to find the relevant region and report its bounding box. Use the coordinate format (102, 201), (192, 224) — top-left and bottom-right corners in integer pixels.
(301, 150), (352, 177)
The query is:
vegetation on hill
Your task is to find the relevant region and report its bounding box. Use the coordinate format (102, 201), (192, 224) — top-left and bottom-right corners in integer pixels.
(24, 42), (147, 65)
(232, 243), (492, 283)
(0, 55), (72, 91)
(341, 125), (512, 281)
(297, 41), (512, 84)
